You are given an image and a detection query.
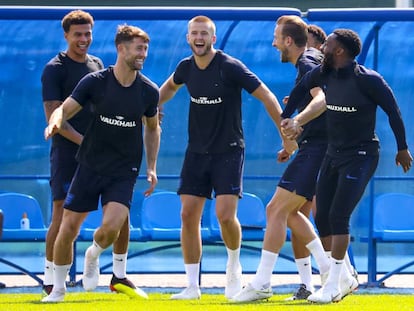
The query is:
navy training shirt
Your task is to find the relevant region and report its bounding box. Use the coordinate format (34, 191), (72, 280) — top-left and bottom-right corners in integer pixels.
(284, 61), (408, 155)
(71, 66), (159, 176)
(284, 47), (327, 144)
(173, 50), (261, 154)
(41, 52), (104, 150)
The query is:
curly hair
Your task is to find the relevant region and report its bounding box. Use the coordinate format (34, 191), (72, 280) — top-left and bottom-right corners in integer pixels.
(333, 29), (362, 58)
(61, 10), (94, 33)
(308, 24), (327, 45)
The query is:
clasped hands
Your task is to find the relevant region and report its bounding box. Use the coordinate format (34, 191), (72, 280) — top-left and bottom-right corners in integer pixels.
(281, 118), (303, 140)
(276, 118), (303, 163)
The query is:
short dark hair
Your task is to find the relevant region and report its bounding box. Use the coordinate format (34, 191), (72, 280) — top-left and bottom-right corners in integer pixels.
(115, 24), (150, 46)
(333, 29), (362, 58)
(308, 24), (327, 44)
(61, 10), (94, 33)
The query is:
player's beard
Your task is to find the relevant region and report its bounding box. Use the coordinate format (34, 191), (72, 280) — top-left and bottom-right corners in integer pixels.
(321, 51), (334, 73)
(190, 41), (212, 57)
(127, 58), (144, 71)
(280, 47), (289, 63)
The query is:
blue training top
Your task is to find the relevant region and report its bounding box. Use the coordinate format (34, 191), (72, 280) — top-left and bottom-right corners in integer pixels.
(41, 52), (104, 150)
(71, 66), (159, 177)
(285, 47), (327, 144)
(173, 50), (261, 154)
(283, 61), (408, 155)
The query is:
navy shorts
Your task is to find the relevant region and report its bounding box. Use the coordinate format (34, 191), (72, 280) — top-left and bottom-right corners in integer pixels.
(50, 145), (79, 201)
(278, 141), (327, 201)
(64, 164), (137, 213)
(178, 148), (244, 199)
(315, 152), (379, 236)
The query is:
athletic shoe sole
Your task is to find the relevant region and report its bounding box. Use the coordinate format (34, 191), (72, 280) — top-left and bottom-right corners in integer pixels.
(110, 283), (148, 299)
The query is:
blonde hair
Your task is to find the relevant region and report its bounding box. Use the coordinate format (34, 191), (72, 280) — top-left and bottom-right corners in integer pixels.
(188, 15), (216, 35)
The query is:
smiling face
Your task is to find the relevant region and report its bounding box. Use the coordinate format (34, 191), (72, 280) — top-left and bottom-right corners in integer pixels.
(186, 21), (216, 57)
(122, 37), (149, 71)
(272, 24), (290, 63)
(322, 33), (342, 70)
(64, 23), (92, 62)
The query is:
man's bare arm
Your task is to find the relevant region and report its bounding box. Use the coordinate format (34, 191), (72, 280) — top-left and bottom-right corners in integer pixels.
(44, 97), (82, 140)
(143, 113), (161, 196)
(251, 83), (298, 155)
(43, 99), (83, 145)
(282, 90), (326, 140)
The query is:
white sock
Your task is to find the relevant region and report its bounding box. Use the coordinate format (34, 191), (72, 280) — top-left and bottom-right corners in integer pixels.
(226, 247), (241, 272)
(295, 257), (314, 292)
(325, 251), (332, 259)
(113, 252), (127, 279)
(44, 259), (54, 285)
(251, 249), (278, 290)
(89, 240), (105, 258)
(52, 264), (71, 291)
(306, 238), (330, 274)
(325, 257), (343, 289)
(184, 263), (200, 287)
(340, 253), (355, 282)
(343, 252), (355, 276)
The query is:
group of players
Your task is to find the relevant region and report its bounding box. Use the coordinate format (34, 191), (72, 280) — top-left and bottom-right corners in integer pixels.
(40, 10), (412, 304)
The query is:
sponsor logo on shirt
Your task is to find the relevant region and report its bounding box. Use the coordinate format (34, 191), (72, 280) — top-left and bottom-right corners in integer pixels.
(191, 96), (223, 105)
(326, 105), (357, 113)
(100, 115), (137, 127)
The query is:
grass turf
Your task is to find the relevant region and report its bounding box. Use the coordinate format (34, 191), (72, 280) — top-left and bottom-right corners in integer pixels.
(1, 292), (414, 311)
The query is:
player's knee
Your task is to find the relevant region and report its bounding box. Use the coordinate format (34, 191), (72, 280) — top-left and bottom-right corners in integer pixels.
(330, 219), (350, 235)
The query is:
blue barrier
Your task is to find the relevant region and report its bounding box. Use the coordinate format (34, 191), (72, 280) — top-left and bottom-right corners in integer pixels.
(306, 8), (414, 21)
(0, 6), (301, 20)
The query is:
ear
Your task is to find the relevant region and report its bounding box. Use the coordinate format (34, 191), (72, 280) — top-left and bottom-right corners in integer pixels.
(285, 36), (293, 47)
(335, 46), (345, 56)
(116, 43), (124, 54)
(211, 34), (217, 45)
(186, 33), (190, 44)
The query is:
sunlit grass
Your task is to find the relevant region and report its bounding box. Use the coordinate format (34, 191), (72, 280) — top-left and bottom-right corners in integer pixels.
(1, 292), (414, 311)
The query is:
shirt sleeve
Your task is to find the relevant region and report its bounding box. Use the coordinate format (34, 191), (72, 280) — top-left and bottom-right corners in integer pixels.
(173, 59), (190, 85)
(70, 72), (96, 107)
(223, 58), (261, 94)
(41, 63), (64, 102)
(144, 84), (160, 118)
(281, 66), (322, 119)
(360, 70), (408, 151)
